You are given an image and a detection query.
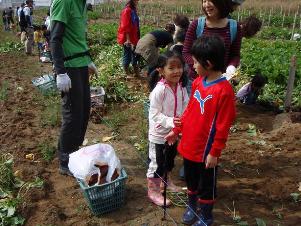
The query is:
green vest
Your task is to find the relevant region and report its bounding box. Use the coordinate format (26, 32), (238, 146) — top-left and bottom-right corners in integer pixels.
(50, 0), (91, 68)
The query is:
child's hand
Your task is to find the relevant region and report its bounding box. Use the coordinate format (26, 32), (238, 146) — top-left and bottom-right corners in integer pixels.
(173, 117), (181, 127)
(165, 131), (178, 145)
(205, 154), (218, 168)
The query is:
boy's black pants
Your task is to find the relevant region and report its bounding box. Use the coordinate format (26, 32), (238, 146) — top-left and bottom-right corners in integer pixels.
(58, 67), (90, 166)
(184, 158), (217, 201)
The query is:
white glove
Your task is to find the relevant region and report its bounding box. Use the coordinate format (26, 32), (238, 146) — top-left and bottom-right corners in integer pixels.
(225, 65), (236, 80)
(88, 62), (98, 77)
(56, 73), (71, 92)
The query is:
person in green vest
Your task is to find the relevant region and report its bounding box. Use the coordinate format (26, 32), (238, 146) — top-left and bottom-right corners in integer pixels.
(50, 0), (98, 176)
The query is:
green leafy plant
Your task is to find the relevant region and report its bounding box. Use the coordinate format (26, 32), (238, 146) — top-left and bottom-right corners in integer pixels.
(0, 42), (23, 53)
(247, 124), (257, 136)
(0, 198), (25, 226)
(38, 142), (56, 162)
(0, 154), (44, 226)
(241, 39), (301, 84)
(0, 81), (9, 101)
(0, 154), (15, 194)
(40, 95), (60, 127)
(290, 193), (301, 202)
(256, 218), (267, 226)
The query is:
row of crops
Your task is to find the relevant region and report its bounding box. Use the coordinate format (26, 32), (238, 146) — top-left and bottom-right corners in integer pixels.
(90, 2), (301, 28)
(87, 3), (301, 109)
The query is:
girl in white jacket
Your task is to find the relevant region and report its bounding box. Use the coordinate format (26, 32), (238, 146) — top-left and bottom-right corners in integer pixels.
(147, 51), (189, 206)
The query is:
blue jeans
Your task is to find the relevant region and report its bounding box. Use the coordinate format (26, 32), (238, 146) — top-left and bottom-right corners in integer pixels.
(123, 45), (139, 67)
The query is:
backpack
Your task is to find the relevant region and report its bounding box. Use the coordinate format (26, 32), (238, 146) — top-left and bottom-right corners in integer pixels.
(196, 16), (237, 43)
(19, 9), (27, 27)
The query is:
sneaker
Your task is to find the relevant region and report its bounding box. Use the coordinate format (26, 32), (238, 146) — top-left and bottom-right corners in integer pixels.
(59, 166), (73, 177)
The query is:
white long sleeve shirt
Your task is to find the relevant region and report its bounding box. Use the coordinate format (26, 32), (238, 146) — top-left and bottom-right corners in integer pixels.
(148, 79), (189, 144)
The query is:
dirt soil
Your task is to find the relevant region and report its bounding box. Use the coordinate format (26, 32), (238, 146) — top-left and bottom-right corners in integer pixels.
(0, 50), (301, 226)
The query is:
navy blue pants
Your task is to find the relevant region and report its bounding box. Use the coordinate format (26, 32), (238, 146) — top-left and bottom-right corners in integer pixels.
(123, 45), (139, 67)
(58, 66), (91, 166)
(184, 158), (217, 201)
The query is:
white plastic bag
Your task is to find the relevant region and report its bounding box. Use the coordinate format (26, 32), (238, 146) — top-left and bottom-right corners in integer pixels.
(68, 143), (121, 184)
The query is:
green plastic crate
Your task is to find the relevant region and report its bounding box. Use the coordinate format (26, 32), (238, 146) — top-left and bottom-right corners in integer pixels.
(78, 168), (127, 215)
(32, 74), (57, 95)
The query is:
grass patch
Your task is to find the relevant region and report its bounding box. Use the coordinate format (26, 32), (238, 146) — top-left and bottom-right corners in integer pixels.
(0, 154), (15, 193)
(38, 142), (56, 162)
(0, 42), (23, 53)
(0, 81), (9, 102)
(40, 94), (61, 127)
(104, 103), (149, 160)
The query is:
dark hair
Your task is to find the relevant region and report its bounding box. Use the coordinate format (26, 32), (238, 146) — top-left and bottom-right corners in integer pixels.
(87, 3), (93, 11)
(165, 23), (175, 34)
(202, 0), (233, 19)
(173, 14), (190, 30)
(241, 15), (262, 38)
(251, 73), (267, 88)
(33, 25), (40, 31)
(175, 29), (186, 43)
(149, 51), (186, 91)
(126, 0), (137, 9)
(191, 35), (225, 71)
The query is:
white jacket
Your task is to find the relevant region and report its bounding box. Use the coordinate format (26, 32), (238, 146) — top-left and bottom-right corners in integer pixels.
(149, 79), (189, 144)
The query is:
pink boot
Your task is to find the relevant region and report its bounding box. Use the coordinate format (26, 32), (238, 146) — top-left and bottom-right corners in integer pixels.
(161, 173), (182, 193)
(148, 178), (171, 207)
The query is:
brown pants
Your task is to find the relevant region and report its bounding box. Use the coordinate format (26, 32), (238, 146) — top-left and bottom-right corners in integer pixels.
(135, 33), (159, 68)
(25, 27), (34, 54)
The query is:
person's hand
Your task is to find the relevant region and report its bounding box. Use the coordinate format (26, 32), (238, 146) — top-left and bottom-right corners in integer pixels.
(225, 65), (236, 80)
(88, 62), (98, 79)
(56, 73), (71, 92)
(173, 117), (181, 127)
(165, 130), (178, 145)
(205, 154), (218, 168)
(124, 40), (132, 48)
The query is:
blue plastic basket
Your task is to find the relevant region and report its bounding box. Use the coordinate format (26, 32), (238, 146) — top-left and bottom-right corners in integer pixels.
(78, 168), (127, 215)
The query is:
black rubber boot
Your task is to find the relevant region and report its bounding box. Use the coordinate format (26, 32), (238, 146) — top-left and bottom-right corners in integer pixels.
(182, 192), (198, 225)
(192, 203), (214, 226)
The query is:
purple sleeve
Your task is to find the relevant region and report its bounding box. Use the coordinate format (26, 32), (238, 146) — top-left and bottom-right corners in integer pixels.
(236, 83), (251, 98)
(228, 22), (242, 67)
(183, 20), (198, 79)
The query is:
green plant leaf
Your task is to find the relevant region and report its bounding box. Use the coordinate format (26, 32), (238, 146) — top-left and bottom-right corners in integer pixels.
(247, 124), (257, 136)
(28, 177), (44, 188)
(290, 193), (300, 202)
(12, 216), (25, 225)
(256, 218), (267, 226)
(237, 221), (249, 226)
(7, 206), (15, 217)
(233, 215), (242, 222)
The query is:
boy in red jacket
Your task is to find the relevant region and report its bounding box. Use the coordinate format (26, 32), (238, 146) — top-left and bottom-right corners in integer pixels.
(165, 35), (236, 226)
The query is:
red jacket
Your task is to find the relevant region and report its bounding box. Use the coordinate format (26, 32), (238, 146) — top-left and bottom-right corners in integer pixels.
(173, 76), (236, 162)
(117, 5), (140, 45)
